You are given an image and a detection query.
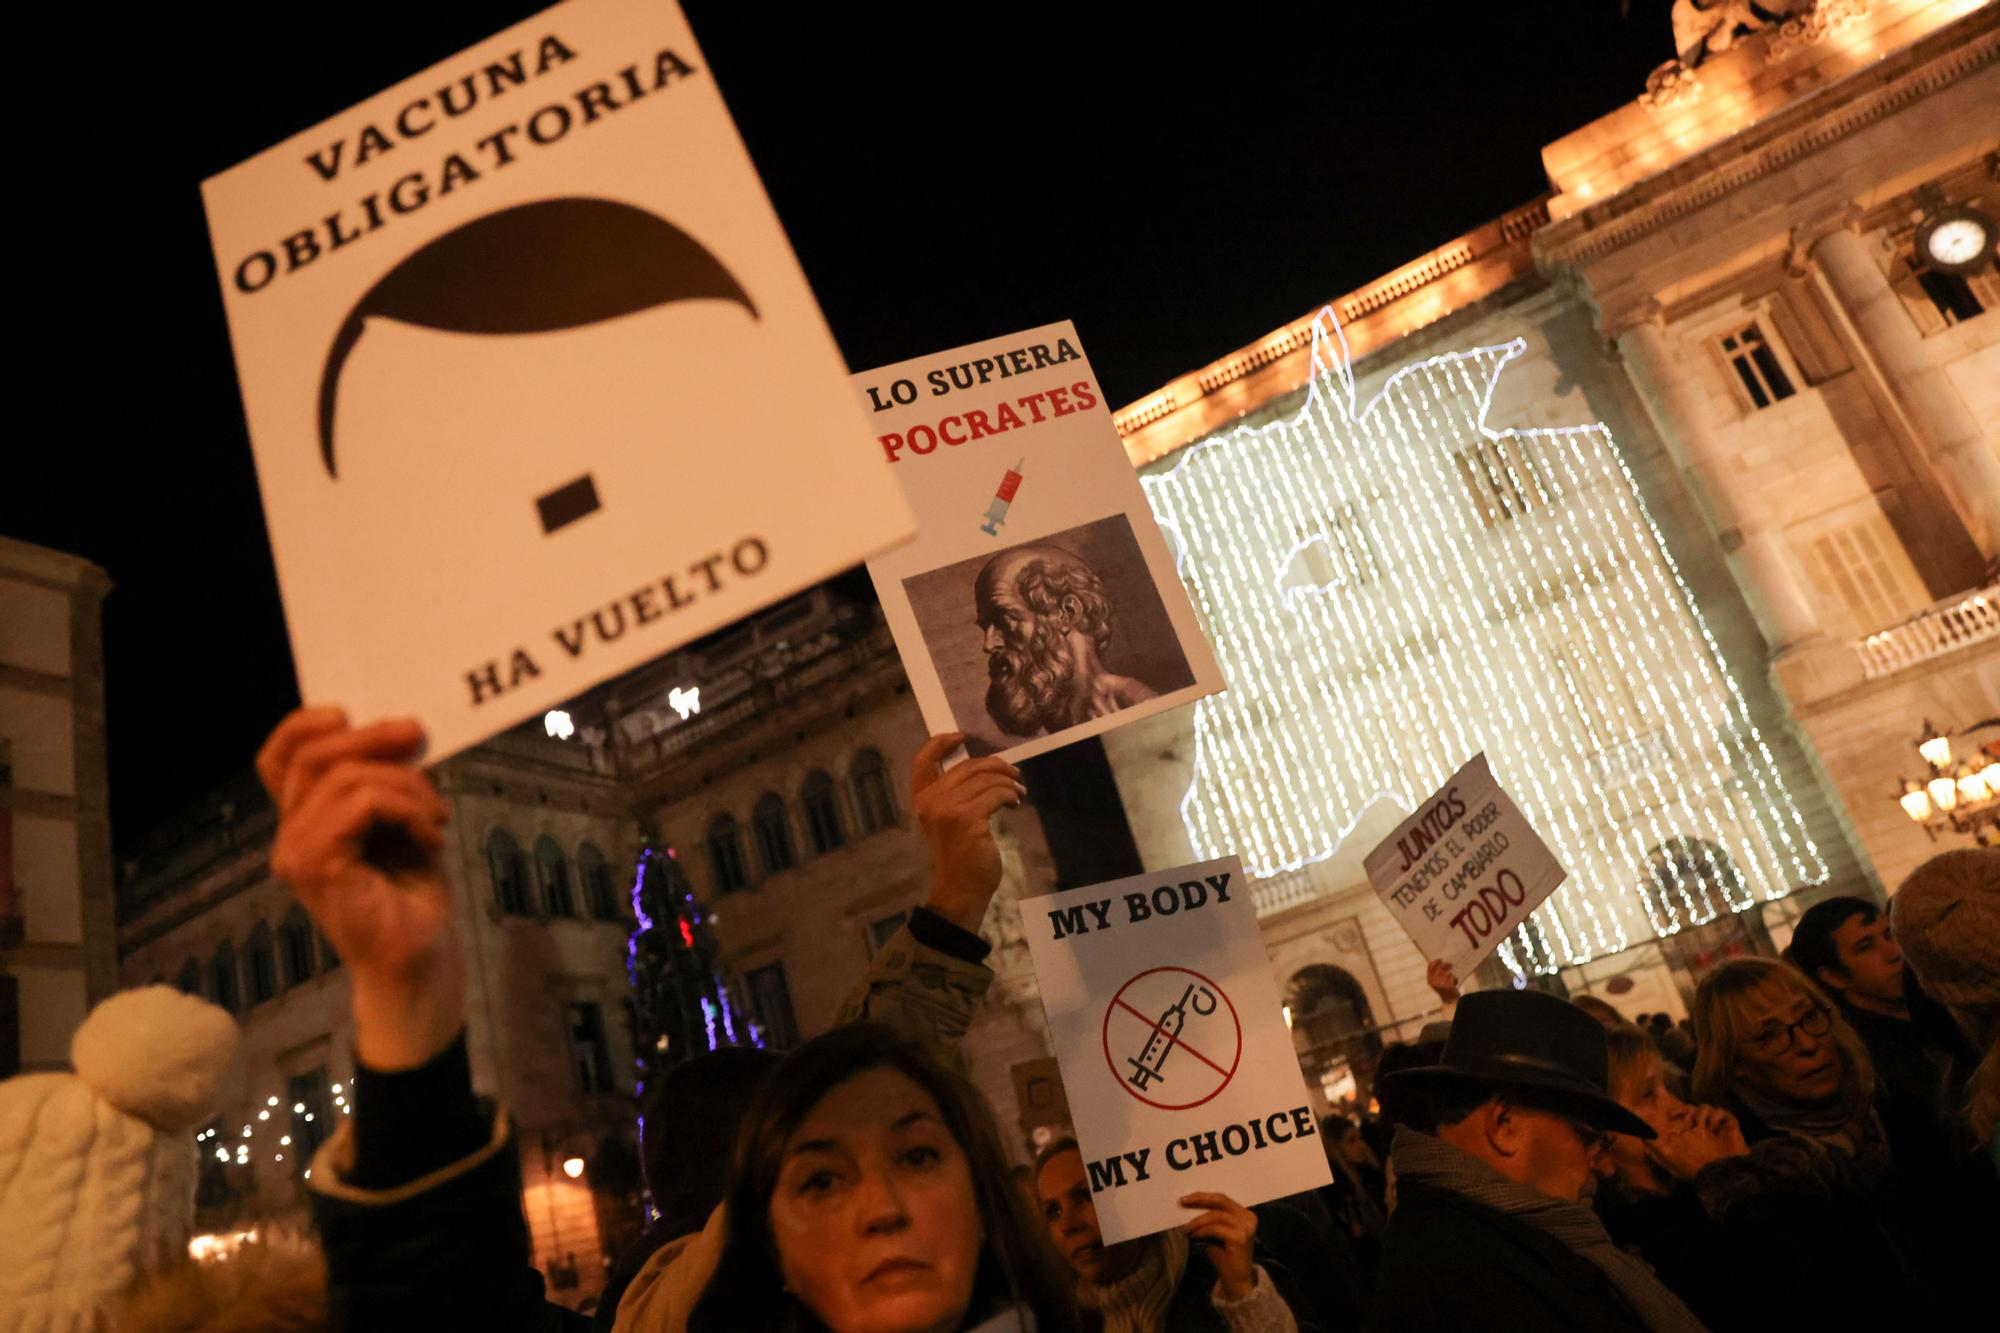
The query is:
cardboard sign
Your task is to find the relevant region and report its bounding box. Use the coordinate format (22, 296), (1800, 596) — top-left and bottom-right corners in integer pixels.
(1363, 754), (1566, 980)
(1020, 856), (1330, 1243)
(202, 0), (914, 759)
(857, 324), (1221, 761)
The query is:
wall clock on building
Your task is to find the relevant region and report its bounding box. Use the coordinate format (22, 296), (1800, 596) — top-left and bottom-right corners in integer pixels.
(1915, 199), (1997, 276)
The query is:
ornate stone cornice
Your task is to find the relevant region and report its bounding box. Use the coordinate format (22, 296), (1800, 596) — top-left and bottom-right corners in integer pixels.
(1537, 10), (1999, 268)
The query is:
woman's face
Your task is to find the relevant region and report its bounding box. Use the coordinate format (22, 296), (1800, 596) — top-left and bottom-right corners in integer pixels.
(1607, 1050), (1692, 1187)
(1730, 986), (1844, 1105)
(768, 1066), (984, 1333)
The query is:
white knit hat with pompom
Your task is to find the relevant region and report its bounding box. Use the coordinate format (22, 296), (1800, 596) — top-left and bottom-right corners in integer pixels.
(0, 985), (238, 1333)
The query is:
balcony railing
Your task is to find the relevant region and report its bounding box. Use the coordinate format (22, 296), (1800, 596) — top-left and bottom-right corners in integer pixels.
(1855, 583), (1999, 680)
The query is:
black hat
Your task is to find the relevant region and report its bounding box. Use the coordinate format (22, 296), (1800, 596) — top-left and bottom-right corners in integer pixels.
(1381, 989), (1654, 1139)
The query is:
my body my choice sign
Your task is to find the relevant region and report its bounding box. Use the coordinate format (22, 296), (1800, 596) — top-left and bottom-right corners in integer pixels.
(1021, 856), (1329, 1244)
(1363, 753), (1566, 980)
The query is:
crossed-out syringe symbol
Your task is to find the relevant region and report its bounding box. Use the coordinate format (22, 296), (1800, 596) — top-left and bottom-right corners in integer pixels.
(1124, 982), (1219, 1091)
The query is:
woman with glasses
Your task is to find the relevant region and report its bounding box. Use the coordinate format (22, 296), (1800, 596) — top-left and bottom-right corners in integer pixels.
(1685, 959), (1942, 1317)
(1593, 1021), (1917, 1330)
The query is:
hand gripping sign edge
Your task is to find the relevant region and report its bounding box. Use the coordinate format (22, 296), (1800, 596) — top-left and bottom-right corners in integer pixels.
(1100, 965), (1242, 1111)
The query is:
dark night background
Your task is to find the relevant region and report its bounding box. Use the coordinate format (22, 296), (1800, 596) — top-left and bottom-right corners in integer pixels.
(8, 2), (1668, 854)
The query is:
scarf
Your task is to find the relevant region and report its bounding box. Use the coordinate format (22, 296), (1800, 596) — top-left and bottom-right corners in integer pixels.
(1076, 1228), (1187, 1333)
(1390, 1128), (1707, 1333)
(1731, 1071), (1892, 1183)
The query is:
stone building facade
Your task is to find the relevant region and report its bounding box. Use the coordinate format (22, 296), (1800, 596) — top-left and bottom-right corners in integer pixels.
(119, 714), (639, 1304)
(1103, 0), (1998, 1108)
(0, 536), (117, 1078)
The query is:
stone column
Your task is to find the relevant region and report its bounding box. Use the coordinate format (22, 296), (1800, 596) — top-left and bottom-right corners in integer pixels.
(1616, 315), (1825, 651)
(1812, 226), (2000, 558)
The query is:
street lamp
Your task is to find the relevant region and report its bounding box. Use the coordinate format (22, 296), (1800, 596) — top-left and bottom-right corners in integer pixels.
(1896, 719), (2000, 845)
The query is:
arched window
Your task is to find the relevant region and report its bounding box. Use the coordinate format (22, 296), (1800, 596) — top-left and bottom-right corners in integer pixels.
(851, 749), (896, 835)
(245, 921), (278, 1006)
(536, 836), (576, 918)
(579, 842), (619, 921)
(280, 906), (318, 988)
(800, 771), (844, 855)
(487, 829), (531, 915)
(207, 939), (240, 1014)
(706, 814), (749, 894)
(1643, 837), (1746, 932)
(752, 794), (796, 876)
(1284, 964), (1381, 1107)
(176, 958), (203, 996)
(1647, 837), (1775, 984)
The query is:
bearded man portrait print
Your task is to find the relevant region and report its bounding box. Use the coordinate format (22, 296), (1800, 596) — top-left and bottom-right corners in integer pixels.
(902, 515), (1196, 757)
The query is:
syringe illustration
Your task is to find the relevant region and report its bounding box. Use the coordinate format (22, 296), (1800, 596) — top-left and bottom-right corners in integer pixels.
(1123, 982), (1218, 1092)
(979, 459), (1025, 536)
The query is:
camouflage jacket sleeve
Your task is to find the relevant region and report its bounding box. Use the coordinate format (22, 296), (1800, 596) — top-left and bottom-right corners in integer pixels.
(833, 907), (994, 1054)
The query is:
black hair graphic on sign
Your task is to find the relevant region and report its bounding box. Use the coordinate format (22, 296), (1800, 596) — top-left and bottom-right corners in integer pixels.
(315, 197), (758, 501)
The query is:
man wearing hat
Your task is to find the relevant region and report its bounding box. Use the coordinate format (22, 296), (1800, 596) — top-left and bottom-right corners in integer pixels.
(1367, 989), (1708, 1333)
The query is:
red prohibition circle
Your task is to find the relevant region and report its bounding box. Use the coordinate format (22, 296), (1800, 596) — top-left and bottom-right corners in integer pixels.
(1101, 965), (1242, 1111)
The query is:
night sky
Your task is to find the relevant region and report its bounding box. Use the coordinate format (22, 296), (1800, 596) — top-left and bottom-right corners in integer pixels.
(11, 1), (1668, 854)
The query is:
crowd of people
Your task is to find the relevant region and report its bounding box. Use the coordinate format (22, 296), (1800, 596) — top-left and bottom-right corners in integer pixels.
(2, 706), (1995, 1331)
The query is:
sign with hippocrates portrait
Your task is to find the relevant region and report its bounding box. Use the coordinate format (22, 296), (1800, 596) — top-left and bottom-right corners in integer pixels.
(201, 0), (914, 760)
(1020, 855), (1330, 1244)
(857, 323), (1223, 762)
(1363, 753), (1568, 980)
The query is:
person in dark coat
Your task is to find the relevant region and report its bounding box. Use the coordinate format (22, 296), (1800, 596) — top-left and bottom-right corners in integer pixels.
(1367, 990), (1705, 1333)
(1784, 895), (1977, 1199)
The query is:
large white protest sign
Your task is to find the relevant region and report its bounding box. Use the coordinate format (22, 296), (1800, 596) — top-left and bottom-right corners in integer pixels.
(1363, 754), (1567, 980)
(202, 0), (914, 760)
(1020, 856), (1329, 1244)
(857, 324), (1221, 762)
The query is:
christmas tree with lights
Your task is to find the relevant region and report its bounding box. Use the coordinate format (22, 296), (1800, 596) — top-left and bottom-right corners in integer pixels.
(625, 846), (758, 1104)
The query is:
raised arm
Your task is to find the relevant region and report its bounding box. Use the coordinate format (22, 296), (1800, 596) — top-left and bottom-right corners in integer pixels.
(260, 708), (555, 1330)
(834, 732), (1025, 1045)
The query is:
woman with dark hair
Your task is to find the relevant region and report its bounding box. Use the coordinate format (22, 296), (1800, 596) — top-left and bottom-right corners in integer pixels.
(687, 1023), (1078, 1333)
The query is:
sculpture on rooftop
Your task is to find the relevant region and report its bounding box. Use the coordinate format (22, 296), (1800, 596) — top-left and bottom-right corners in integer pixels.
(1642, 0), (1824, 108)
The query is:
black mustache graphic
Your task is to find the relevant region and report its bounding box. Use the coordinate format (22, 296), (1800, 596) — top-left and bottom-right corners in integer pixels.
(316, 196), (757, 478)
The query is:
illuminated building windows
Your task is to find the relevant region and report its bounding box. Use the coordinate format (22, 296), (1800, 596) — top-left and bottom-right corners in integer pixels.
(579, 842), (619, 921)
(488, 829), (532, 915)
(566, 1001), (615, 1095)
(1915, 268), (1984, 324)
(1717, 322), (1797, 410)
(1283, 506), (1381, 602)
(280, 906), (317, 988)
(706, 814), (749, 893)
(536, 836), (576, 918)
(1453, 435), (1556, 526)
(746, 963), (799, 1050)
(752, 794), (796, 876)
(206, 940), (240, 1015)
(851, 749), (897, 835)
(245, 922), (277, 1006)
(1796, 500), (1931, 637)
(801, 771), (845, 855)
